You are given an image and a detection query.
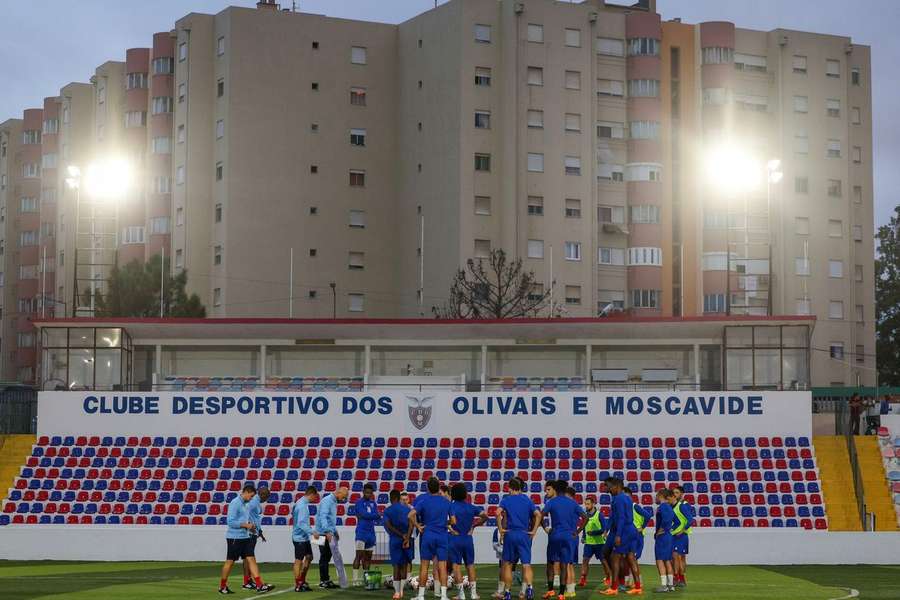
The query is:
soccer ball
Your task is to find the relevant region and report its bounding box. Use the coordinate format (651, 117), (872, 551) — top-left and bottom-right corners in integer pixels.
(384, 576), (395, 589)
(426, 576), (435, 590)
(447, 575), (455, 587)
(462, 576), (470, 588)
(409, 576), (420, 589)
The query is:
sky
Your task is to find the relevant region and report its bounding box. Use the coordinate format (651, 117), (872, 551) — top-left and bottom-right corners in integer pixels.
(1, 0), (897, 229)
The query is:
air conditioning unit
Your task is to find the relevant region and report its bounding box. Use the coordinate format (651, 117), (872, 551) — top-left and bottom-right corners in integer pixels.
(588, 12), (598, 24)
(844, 43), (853, 55)
(514, 3), (524, 14)
(778, 34), (789, 46)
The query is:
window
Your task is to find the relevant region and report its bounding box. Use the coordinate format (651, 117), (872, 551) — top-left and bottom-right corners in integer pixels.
(62, 106), (69, 123)
(701, 46), (733, 65)
(856, 304), (864, 323)
(121, 226), (145, 244)
(474, 153), (491, 172)
(828, 219), (843, 237)
(150, 216), (170, 234)
(348, 251), (365, 270)
(702, 252), (727, 271)
(854, 344), (865, 364)
(19, 265), (38, 280)
(704, 294), (726, 313)
(795, 176), (808, 194)
(851, 67), (861, 85)
(527, 239), (544, 259)
(598, 247), (625, 266)
(627, 247), (662, 266)
(527, 196), (544, 216)
(564, 113), (581, 132)
(624, 163), (661, 182)
(702, 87), (727, 106)
(350, 128), (366, 146)
(124, 110), (147, 128)
(42, 118), (59, 134)
(793, 95), (808, 113)
(474, 196), (491, 215)
(311, 123), (319, 132)
(474, 111), (491, 129)
(178, 42), (187, 62)
(853, 185), (862, 204)
(527, 67), (543, 86)
(851, 107), (861, 124)
(853, 225), (863, 241)
(348, 293), (364, 312)
(475, 67), (491, 86)
(213, 245), (223, 266)
(23, 130), (40, 144)
(351, 46), (367, 65)
(17, 332), (35, 348)
(217, 36), (225, 56)
(565, 28), (581, 47)
(795, 257), (810, 276)
(855, 264), (863, 282)
(596, 37), (624, 57)
(175, 249), (183, 268)
(151, 97), (173, 115)
(826, 59), (840, 78)
(19, 197), (37, 213)
(309, 248), (317, 257)
(41, 154), (57, 169)
(125, 73), (147, 90)
(216, 162), (223, 181)
(564, 71), (581, 90)
(794, 131), (808, 155)
(216, 120), (224, 139)
(827, 179), (842, 197)
(597, 120), (625, 139)
(527, 110), (544, 128)
(565, 286), (581, 305)
(474, 24), (491, 43)
(598, 290), (625, 311)
(215, 203), (222, 222)
(23, 163), (40, 178)
(734, 53), (766, 72)
(213, 288), (221, 306)
(311, 82), (319, 91)
(628, 79), (659, 97)
(150, 136), (171, 155)
(564, 156), (581, 176)
(349, 170), (366, 187)
(628, 37), (659, 56)
(152, 57), (174, 75)
(829, 260), (843, 278)
(829, 301), (843, 320)
(564, 242), (581, 261)
(565, 199), (581, 218)
(474, 239), (491, 258)
(825, 98), (841, 118)
(629, 120), (659, 140)
(795, 217), (810, 235)
(734, 94), (767, 112)
(852, 146), (862, 163)
(597, 79), (624, 97)
(598, 205), (624, 224)
(349, 209), (366, 228)
(528, 284), (545, 303)
(527, 153), (544, 173)
(630, 205), (660, 224)
(350, 87), (366, 106)
(631, 289), (660, 308)
(796, 299), (811, 315)
(217, 79), (224, 97)
(792, 55), (807, 74)
(527, 24), (544, 43)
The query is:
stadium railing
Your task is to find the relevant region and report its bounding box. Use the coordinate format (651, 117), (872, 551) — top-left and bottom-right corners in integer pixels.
(843, 409), (874, 531)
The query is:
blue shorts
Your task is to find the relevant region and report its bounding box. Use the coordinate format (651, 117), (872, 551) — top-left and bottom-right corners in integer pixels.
(356, 531), (376, 550)
(672, 534), (689, 555)
(389, 537), (415, 566)
(632, 531), (645, 559)
(502, 530), (533, 565)
(419, 530), (449, 562)
(613, 526), (638, 555)
(583, 543), (605, 560)
(654, 533), (673, 562)
(548, 532), (578, 564)
(449, 535), (475, 566)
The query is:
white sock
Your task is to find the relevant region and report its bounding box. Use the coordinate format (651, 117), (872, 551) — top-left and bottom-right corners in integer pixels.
(441, 585), (449, 599)
(395, 580), (403, 593)
(419, 585), (426, 598)
(552, 575), (560, 588)
(354, 568), (361, 583)
(471, 582), (477, 596)
(497, 581), (505, 594)
(660, 575), (666, 587)
(566, 583), (575, 593)
(666, 574), (674, 586)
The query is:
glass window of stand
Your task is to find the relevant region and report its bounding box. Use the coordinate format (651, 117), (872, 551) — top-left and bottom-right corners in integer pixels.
(40, 327), (133, 390)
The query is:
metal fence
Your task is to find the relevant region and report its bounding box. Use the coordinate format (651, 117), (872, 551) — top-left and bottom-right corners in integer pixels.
(0, 389), (38, 434)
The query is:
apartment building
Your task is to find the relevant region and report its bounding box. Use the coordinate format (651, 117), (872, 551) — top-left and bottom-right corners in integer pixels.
(0, 0), (876, 389)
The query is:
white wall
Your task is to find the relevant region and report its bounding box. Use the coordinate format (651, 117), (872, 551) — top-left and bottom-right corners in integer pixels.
(1, 526), (898, 565)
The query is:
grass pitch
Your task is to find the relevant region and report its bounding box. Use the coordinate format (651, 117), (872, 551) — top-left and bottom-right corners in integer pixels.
(0, 562), (897, 599)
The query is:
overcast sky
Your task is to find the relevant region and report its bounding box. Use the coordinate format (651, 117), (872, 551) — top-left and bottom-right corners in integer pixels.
(1, 0), (896, 229)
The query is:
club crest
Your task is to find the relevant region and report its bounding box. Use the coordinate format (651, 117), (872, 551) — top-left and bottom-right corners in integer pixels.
(406, 396), (434, 430)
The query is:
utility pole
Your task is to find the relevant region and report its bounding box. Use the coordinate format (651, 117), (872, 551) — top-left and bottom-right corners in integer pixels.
(330, 282), (336, 318)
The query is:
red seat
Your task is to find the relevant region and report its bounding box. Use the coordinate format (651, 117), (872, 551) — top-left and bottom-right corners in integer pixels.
(814, 519), (827, 530)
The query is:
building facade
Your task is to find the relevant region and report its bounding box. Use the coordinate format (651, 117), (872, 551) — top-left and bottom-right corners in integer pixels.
(0, 0), (876, 389)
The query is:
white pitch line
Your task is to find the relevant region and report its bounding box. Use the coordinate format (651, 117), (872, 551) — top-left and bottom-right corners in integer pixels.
(828, 588), (859, 600)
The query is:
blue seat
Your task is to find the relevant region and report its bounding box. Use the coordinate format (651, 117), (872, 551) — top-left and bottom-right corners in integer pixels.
(754, 507), (767, 517)
(797, 506), (810, 518)
(771, 518), (783, 527)
(727, 519), (740, 527)
(713, 518), (726, 527)
(785, 518), (798, 528)
(812, 507), (825, 518)
(798, 437), (810, 447)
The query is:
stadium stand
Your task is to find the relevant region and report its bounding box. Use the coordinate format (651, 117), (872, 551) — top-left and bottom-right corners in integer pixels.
(487, 377), (586, 391)
(1, 434), (829, 530)
(159, 376), (365, 391)
(875, 427), (900, 529)
(811, 436), (861, 531)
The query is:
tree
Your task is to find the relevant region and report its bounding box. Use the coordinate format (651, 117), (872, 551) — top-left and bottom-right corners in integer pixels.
(434, 249), (551, 319)
(90, 254), (206, 318)
(876, 207), (900, 385)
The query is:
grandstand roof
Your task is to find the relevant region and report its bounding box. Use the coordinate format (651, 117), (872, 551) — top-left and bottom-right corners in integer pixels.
(32, 315), (816, 343)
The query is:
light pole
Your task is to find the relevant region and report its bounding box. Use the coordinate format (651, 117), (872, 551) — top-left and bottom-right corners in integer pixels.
(765, 160), (783, 316)
(329, 282), (336, 318)
(65, 166), (81, 317)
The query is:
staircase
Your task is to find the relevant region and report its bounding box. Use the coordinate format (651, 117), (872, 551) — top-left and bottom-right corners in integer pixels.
(855, 436), (900, 531)
(813, 435), (862, 531)
(0, 434), (35, 502)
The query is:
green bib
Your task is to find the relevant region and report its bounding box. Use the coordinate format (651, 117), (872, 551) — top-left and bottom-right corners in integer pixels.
(672, 500), (693, 535)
